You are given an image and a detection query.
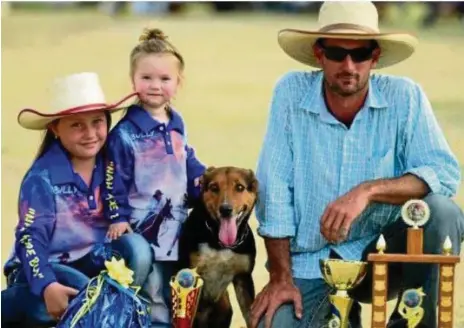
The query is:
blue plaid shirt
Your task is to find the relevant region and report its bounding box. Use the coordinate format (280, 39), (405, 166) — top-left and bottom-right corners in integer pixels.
(255, 70), (461, 280)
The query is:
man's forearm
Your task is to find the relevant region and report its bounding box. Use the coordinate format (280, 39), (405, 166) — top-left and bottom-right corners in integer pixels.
(264, 237), (293, 282)
(363, 173), (430, 205)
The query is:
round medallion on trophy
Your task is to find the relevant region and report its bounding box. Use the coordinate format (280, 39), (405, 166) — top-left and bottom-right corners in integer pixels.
(398, 287), (426, 327)
(176, 269), (196, 288)
(402, 289), (423, 308)
(328, 316), (341, 328)
(401, 199), (430, 228)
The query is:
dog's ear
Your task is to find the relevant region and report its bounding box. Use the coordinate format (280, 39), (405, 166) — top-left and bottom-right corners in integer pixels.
(200, 166), (216, 191)
(205, 166), (216, 174)
(245, 169), (258, 193)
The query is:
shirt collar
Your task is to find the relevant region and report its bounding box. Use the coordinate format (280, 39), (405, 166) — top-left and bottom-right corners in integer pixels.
(299, 71), (388, 123)
(46, 141), (75, 185)
(365, 77), (388, 110)
(126, 104), (184, 134)
(45, 141), (103, 187)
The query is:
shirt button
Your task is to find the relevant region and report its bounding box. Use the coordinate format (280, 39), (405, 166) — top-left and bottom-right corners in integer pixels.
(167, 141), (171, 145)
(89, 195), (94, 201)
(159, 126), (164, 131)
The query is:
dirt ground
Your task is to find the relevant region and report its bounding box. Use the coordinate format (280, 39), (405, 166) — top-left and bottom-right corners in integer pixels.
(2, 8), (464, 328)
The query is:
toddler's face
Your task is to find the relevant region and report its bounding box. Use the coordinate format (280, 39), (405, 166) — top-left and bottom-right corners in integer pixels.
(132, 53), (181, 111)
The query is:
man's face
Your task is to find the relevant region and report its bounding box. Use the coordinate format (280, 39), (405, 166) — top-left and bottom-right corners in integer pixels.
(314, 38), (380, 97)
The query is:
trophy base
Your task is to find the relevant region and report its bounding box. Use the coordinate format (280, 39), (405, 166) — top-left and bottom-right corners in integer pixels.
(172, 318), (194, 328)
(386, 318), (429, 328)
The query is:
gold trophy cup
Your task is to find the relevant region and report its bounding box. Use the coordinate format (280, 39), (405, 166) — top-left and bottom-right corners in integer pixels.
(320, 259), (368, 328)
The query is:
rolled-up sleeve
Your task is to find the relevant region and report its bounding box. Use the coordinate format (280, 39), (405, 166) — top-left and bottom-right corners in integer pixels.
(403, 83), (461, 197)
(255, 75), (296, 238)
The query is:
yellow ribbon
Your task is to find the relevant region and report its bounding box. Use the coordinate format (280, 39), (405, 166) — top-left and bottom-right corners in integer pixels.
(105, 257), (134, 288)
(70, 275), (105, 328)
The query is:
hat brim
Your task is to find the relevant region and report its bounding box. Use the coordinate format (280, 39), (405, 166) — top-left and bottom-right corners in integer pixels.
(18, 92), (138, 130)
(278, 29), (418, 69)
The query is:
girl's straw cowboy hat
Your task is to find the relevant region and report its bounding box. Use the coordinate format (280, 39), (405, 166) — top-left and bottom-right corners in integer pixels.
(17, 72), (137, 130)
(278, 1), (418, 69)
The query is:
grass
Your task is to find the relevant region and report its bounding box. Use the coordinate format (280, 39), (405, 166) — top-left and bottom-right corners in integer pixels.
(2, 7), (464, 328)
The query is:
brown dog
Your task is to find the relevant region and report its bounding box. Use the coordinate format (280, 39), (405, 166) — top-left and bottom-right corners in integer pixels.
(177, 166), (258, 328)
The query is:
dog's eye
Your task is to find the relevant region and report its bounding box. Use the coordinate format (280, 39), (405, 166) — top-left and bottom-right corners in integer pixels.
(209, 184), (219, 193)
(235, 184), (245, 192)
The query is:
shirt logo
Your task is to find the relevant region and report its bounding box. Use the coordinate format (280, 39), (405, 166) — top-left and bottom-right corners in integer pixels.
(131, 131), (157, 140)
(53, 185), (78, 195)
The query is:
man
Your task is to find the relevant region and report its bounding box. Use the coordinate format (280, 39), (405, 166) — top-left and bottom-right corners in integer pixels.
(250, 2), (463, 328)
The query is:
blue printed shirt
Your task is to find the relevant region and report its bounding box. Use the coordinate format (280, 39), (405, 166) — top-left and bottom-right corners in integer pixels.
(104, 105), (205, 261)
(4, 141), (109, 296)
(256, 70), (461, 280)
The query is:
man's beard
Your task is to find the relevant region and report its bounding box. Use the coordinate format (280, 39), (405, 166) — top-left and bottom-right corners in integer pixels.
(324, 72), (369, 97)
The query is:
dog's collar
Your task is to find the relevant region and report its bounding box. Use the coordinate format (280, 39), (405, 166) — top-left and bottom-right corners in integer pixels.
(204, 219), (249, 250)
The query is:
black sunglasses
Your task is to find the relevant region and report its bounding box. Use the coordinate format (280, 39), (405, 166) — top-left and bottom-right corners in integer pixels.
(320, 45), (376, 63)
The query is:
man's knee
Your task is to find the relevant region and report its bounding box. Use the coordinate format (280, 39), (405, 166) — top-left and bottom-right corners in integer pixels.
(422, 194), (464, 253)
(256, 304), (299, 328)
(423, 194), (463, 229)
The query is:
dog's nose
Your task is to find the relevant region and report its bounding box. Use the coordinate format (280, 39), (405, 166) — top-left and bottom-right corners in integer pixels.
(219, 204), (233, 217)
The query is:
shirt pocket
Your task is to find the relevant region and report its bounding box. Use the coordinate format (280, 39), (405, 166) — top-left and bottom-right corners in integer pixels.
(370, 148), (395, 179)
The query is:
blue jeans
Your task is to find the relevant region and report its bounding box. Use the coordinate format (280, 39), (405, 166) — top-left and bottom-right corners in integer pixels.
(258, 194), (464, 328)
(143, 260), (176, 327)
(2, 232), (152, 327)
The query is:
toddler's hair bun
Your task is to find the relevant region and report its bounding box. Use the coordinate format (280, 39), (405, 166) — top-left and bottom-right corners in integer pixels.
(139, 28), (167, 42)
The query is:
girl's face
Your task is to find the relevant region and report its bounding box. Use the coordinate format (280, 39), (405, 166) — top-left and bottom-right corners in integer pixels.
(132, 53), (181, 111)
(51, 111), (108, 160)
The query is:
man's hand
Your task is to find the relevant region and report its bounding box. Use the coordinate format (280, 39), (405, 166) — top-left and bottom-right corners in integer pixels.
(320, 184), (372, 243)
(43, 282), (79, 320)
(249, 279), (302, 328)
(107, 222), (132, 240)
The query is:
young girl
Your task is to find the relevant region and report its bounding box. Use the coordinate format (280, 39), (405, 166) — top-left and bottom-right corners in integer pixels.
(104, 28), (206, 325)
(1, 72), (153, 327)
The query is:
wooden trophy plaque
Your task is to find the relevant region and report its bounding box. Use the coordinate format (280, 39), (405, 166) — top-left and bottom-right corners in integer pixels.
(367, 199), (460, 328)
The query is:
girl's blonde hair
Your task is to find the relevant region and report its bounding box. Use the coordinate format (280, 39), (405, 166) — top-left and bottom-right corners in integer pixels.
(130, 28), (185, 77)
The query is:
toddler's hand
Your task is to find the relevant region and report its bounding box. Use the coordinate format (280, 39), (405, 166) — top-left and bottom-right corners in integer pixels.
(107, 222), (132, 240)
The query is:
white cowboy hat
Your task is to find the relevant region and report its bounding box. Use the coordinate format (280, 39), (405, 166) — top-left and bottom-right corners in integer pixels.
(277, 1), (419, 69)
(17, 72), (137, 130)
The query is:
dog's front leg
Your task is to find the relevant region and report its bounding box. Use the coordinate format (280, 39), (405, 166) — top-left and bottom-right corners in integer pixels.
(194, 301), (214, 328)
(233, 273), (255, 327)
(209, 291), (233, 328)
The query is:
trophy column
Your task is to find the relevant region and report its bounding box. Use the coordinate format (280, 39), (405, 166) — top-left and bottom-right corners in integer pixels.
(371, 262), (388, 328)
(170, 268), (204, 328)
(438, 237), (455, 328)
(371, 235), (388, 328)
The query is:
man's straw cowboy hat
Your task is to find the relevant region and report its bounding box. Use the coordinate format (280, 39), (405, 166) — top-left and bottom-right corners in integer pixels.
(18, 72), (137, 130)
(278, 1), (418, 69)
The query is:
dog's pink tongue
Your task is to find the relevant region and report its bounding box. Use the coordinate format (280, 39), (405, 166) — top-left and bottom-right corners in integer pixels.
(219, 218), (237, 246)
